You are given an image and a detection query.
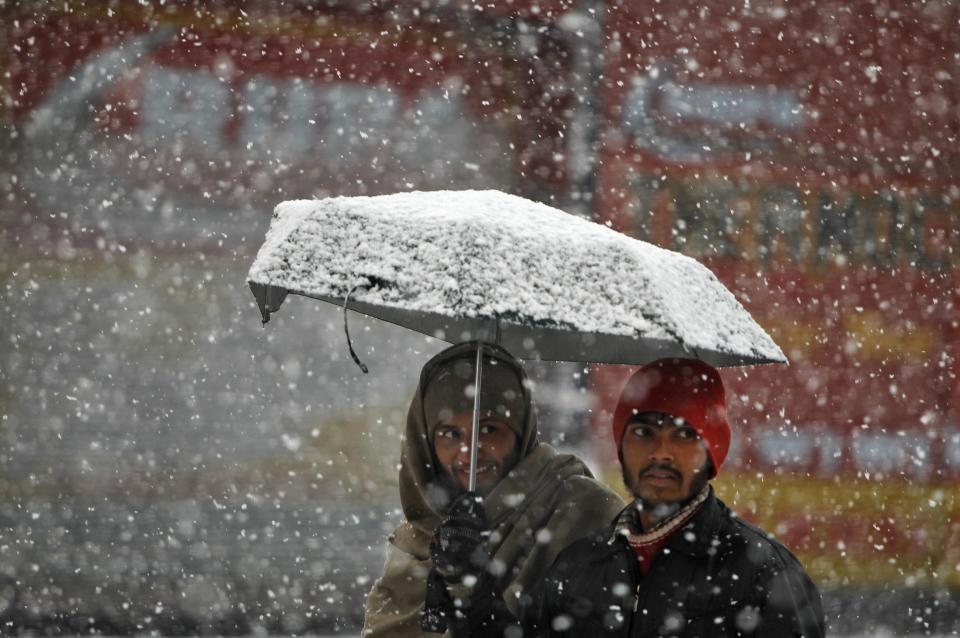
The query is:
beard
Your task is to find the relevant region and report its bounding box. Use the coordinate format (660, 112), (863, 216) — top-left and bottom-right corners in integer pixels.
(621, 461), (710, 513)
(433, 447), (522, 502)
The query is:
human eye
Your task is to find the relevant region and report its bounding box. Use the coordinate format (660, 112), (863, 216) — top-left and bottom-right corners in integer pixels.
(676, 427), (700, 440)
(629, 425), (652, 438)
(437, 427), (458, 440)
(479, 422), (501, 436)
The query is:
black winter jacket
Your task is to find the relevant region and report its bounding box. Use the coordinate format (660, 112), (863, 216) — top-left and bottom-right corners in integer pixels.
(526, 490), (825, 638)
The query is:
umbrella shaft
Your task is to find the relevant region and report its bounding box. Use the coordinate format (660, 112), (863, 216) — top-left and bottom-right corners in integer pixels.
(468, 344), (483, 492)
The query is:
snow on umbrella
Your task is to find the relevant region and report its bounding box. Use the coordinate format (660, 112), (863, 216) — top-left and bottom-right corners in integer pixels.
(247, 189), (785, 489)
(247, 189), (785, 367)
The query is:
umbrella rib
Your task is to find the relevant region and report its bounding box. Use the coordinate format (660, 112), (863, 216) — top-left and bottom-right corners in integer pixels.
(636, 307), (692, 357)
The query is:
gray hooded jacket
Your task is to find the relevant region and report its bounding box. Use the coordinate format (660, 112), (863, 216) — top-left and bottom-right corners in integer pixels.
(361, 342), (624, 637)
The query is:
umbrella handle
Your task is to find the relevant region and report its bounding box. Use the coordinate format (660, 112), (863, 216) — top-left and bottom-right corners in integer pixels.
(467, 342), (483, 492)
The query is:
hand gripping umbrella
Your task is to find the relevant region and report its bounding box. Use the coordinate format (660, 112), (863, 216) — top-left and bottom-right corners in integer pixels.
(247, 189), (786, 489)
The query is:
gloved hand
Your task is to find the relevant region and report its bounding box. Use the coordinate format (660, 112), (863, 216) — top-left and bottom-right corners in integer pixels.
(422, 493), (496, 634)
(429, 492), (491, 583)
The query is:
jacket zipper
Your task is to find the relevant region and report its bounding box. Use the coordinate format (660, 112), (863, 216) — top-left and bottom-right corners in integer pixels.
(625, 541), (642, 638)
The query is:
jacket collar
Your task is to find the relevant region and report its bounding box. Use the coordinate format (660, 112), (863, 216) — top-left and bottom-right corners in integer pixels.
(603, 486), (724, 559)
(662, 487), (724, 557)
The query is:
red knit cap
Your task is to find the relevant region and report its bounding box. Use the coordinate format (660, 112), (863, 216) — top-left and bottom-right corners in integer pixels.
(612, 358), (730, 478)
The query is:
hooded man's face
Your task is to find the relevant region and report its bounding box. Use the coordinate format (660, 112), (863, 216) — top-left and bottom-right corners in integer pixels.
(620, 412), (710, 508)
(433, 410), (520, 496)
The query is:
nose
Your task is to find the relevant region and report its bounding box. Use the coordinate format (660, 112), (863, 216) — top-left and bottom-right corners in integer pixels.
(649, 434), (675, 463)
(455, 429), (485, 464)
(455, 434), (476, 463)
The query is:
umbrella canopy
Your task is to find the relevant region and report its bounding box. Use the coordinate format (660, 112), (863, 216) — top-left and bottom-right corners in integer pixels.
(247, 189), (785, 367)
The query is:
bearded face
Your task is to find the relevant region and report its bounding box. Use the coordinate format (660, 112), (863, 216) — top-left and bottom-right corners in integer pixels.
(620, 413), (710, 508)
(433, 410), (520, 497)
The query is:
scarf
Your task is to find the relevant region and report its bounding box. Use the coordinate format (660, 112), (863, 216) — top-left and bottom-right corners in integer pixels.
(611, 485), (710, 573)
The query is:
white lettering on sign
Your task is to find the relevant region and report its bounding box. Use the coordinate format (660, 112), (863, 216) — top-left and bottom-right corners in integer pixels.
(319, 82), (398, 172)
(136, 68), (400, 163)
(816, 430), (845, 475)
(850, 430), (932, 481)
(132, 65), (507, 189)
(741, 424), (941, 479)
(23, 32), (512, 196)
(753, 426), (817, 469)
(240, 77), (316, 163)
(141, 66), (230, 156)
(943, 428), (960, 470)
(622, 63), (805, 164)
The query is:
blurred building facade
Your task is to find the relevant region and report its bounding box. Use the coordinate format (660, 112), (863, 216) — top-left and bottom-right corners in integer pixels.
(2, 0), (958, 634)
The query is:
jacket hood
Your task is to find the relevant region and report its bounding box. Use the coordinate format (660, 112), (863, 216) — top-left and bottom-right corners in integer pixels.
(398, 341), (539, 533)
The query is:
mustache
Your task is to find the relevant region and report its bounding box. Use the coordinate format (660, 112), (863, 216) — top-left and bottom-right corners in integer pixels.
(452, 460), (499, 472)
(638, 462), (682, 481)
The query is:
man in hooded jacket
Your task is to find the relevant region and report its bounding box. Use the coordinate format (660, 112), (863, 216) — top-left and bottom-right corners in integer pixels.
(361, 341), (624, 637)
(518, 357), (826, 638)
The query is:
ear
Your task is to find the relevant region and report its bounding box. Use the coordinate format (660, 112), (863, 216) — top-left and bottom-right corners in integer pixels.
(702, 454), (715, 479)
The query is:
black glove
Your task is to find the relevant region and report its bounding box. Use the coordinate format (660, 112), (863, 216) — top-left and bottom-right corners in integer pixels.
(429, 492), (491, 582)
(422, 492), (491, 633)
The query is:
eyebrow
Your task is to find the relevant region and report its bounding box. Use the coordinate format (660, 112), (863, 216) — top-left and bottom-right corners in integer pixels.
(434, 418), (506, 429)
(626, 417), (688, 429)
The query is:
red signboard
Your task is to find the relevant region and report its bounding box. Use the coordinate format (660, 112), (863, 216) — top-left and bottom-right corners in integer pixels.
(3, 3), (579, 204)
(596, 0), (959, 189)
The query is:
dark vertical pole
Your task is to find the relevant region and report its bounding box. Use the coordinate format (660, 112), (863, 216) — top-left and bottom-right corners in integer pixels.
(566, 0), (604, 219)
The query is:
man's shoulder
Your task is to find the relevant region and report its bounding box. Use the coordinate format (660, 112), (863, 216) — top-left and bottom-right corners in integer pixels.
(548, 518), (624, 571)
(715, 499), (809, 573)
(557, 471), (620, 499)
(713, 498), (825, 635)
(514, 445), (622, 506)
(548, 459), (625, 519)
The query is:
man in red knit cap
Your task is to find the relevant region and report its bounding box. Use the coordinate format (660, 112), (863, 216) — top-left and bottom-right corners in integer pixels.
(512, 357), (826, 638)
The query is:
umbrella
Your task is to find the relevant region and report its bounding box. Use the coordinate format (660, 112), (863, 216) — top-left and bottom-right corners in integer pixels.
(247, 189), (785, 489)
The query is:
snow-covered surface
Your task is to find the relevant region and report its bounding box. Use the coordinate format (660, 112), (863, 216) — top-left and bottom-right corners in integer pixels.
(248, 189), (785, 365)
